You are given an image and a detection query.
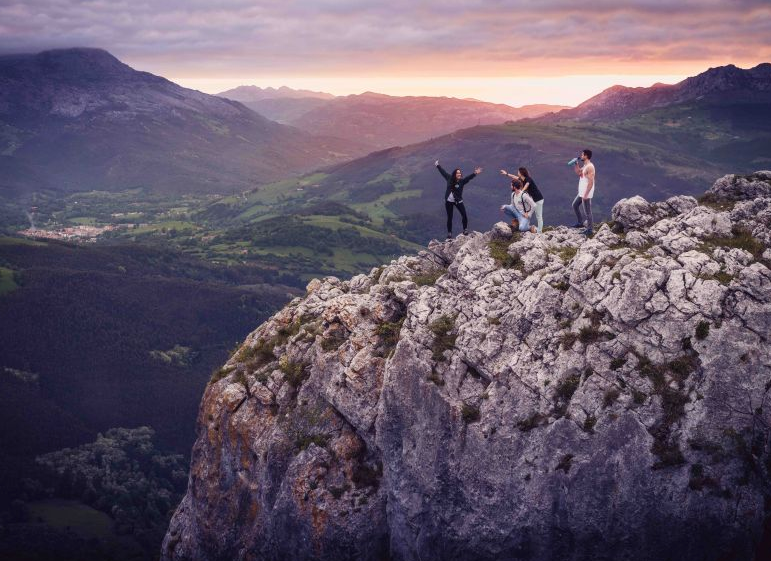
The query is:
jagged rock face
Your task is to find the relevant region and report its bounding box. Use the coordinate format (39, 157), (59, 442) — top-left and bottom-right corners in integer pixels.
(164, 173), (771, 561)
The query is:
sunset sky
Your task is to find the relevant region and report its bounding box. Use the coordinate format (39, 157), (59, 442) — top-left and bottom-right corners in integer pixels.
(1, 0), (770, 106)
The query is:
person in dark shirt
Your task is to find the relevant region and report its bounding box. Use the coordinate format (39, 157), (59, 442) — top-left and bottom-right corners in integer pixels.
(500, 167), (544, 232)
(435, 160), (483, 240)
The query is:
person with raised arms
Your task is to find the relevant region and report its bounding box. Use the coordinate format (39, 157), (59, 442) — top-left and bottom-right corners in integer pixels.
(435, 160), (483, 240)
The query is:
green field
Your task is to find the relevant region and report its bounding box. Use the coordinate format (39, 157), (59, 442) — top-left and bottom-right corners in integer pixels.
(25, 499), (145, 559)
(0, 181), (425, 284)
(0, 267), (19, 296)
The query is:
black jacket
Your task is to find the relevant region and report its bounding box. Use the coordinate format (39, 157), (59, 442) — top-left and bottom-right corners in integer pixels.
(437, 164), (477, 203)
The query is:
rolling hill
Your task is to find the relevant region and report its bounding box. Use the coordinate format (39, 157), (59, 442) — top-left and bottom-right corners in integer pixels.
(274, 92), (566, 150)
(0, 49), (359, 199)
(240, 97), (337, 124)
(217, 87), (567, 150)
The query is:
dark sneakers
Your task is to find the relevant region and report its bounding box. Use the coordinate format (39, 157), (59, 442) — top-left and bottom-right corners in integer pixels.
(446, 233), (453, 240)
(572, 222), (584, 228)
(462, 229), (469, 236)
(583, 229), (594, 237)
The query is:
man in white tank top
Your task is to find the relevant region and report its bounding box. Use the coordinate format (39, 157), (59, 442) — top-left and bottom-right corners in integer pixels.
(571, 149), (596, 236)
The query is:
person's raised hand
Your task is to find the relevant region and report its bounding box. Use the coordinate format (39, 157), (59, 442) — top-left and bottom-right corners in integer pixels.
(434, 160), (439, 166)
(475, 167), (482, 174)
(499, 169), (508, 176)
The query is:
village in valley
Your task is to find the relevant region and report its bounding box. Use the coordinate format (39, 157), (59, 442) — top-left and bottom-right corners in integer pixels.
(18, 223), (126, 242)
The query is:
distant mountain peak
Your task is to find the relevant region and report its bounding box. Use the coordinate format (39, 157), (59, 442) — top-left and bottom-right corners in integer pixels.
(548, 62), (771, 121)
(0, 48), (359, 196)
(0, 47), (136, 83)
(39, 47), (131, 72)
(217, 85), (335, 102)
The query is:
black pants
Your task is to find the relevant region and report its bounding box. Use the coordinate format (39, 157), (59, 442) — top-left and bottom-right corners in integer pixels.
(445, 201), (468, 233)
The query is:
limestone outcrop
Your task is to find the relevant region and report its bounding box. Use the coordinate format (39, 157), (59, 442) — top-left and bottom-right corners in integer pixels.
(163, 172), (771, 561)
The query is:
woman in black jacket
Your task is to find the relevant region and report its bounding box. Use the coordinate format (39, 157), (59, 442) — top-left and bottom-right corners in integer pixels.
(435, 160), (483, 239)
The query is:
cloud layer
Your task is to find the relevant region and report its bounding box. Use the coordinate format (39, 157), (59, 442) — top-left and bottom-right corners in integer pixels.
(1, 0), (769, 80)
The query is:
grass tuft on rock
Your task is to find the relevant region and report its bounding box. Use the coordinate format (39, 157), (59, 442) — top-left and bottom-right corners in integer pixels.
(280, 357), (308, 388)
(235, 338), (277, 367)
(610, 357), (627, 371)
(700, 226), (765, 260)
(376, 319), (404, 350)
(210, 365), (235, 384)
(430, 314), (457, 362)
(554, 246), (578, 263)
(488, 240), (522, 269)
(555, 454), (574, 473)
(602, 388), (621, 408)
(295, 434), (329, 451)
(560, 332), (578, 349)
(412, 268), (447, 286)
(461, 403), (481, 424)
(697, 192), (736, 212)
(320, 326), (348, 352)
(555, 374), (580, 402)
(695, 320), (710, 340)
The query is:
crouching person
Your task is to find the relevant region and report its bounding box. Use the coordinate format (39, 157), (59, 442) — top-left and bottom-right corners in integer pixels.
(500, 178), (537, 233)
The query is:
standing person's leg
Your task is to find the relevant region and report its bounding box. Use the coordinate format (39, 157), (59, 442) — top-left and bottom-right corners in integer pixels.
(456, 202), (468, 232)
(572, 196), (584, 226)
(445, 201), (454, 237)
(534, 200), (544, 233)
(583, 198), (594, 233)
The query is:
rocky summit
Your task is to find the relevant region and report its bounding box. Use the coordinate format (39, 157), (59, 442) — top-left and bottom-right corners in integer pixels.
(163, 172), (771, 561)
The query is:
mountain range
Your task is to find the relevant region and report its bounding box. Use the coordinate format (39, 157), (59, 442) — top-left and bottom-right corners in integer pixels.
(0, 49), (358, 198)
(218, 87), (567, 150)
(218, 85), (335, 101)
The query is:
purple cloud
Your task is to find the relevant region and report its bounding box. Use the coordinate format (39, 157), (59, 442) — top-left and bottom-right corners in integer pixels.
(0, 0), (769, 77)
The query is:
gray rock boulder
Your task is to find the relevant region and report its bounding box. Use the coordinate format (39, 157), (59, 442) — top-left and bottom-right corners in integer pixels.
(707, 171), (771, 202)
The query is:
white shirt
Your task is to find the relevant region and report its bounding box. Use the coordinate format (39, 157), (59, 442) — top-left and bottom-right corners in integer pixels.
(578, 163), (596, 199)
(510, 191), (536, 215)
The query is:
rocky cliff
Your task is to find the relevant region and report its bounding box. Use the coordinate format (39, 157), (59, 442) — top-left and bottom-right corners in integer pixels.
(163, 172), (771, 561)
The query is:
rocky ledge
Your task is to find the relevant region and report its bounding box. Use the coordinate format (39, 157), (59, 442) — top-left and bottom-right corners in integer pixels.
(163, 172), (771, 561)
